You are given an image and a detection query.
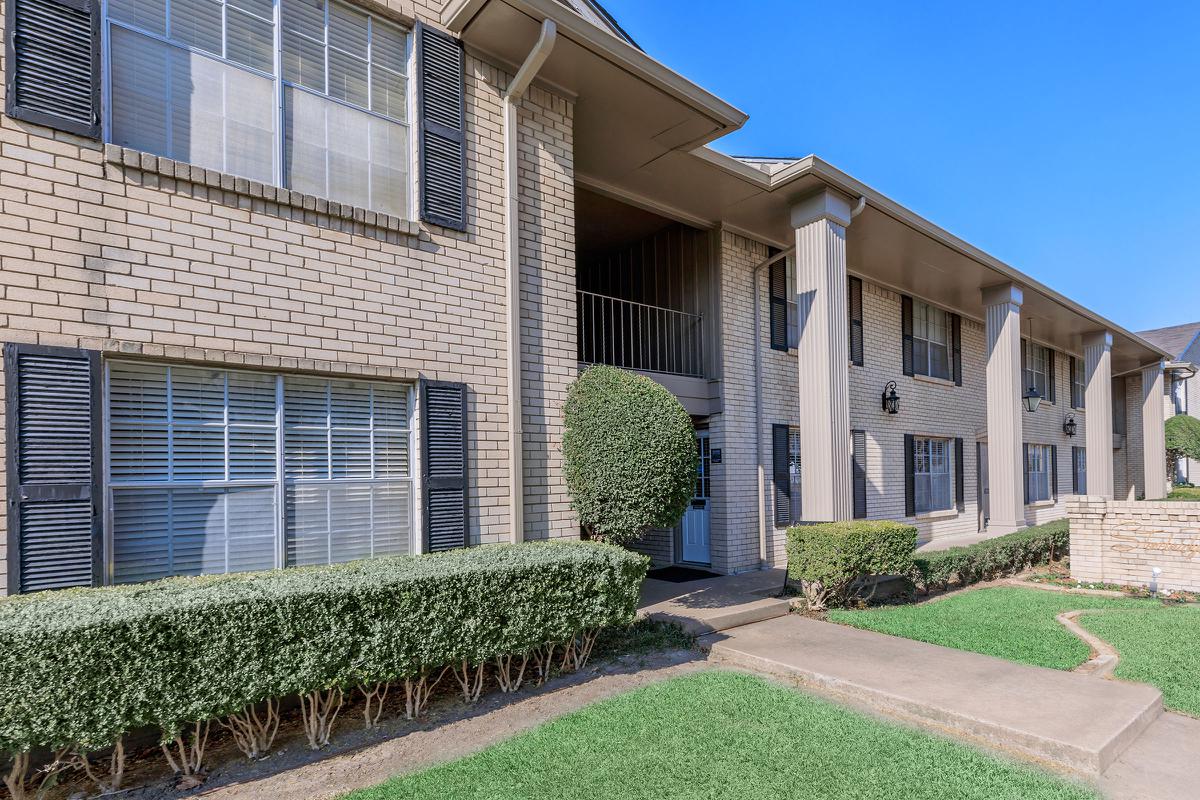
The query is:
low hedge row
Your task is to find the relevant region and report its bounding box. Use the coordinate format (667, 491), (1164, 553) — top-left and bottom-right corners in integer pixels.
(0, 541), (647, 756)
(911, 520), (1069, 592)
(786, 521), (917, 610)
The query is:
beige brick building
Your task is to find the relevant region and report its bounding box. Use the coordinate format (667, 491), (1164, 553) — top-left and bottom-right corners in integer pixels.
(0, 0), (1173, 591)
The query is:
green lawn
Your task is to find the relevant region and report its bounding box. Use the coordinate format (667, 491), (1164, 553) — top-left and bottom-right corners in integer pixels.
(346, 670), (1096, 800)
(830, 587), (1200, 715)
(1167, 485), (1200, 501)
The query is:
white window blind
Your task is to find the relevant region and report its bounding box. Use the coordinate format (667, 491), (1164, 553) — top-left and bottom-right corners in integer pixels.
(913, 301), (950, 380)
(105, 0), (411, 217)
(107, 362), (413, 584)
(913, 436), (953, 514)
(1027, 444), (1052, 503)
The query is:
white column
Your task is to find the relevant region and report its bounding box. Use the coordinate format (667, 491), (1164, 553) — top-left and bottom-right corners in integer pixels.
(1083, 331), (1115, 498)
(792, 190), (853, 521)
(1142, 360), (1168, 500)
(982, 284), (1026, 534)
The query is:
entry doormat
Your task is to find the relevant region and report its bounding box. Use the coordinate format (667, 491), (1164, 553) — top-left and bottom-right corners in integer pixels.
(647, 566), (721, 583)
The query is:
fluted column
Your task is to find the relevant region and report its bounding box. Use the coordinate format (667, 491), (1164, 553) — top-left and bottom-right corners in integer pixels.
(1084, 331), (1115, 498)
(982, 284), (1026, 534)
(792, 190), (853, 521)
(1142, 360), (1168, 500)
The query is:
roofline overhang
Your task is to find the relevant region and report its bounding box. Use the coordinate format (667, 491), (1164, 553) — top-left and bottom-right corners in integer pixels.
(442, 0), (749, 137)
(692, 147), (1173, 363)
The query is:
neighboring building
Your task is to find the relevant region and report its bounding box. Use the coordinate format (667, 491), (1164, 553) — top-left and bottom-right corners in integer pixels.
(0, 0), (1171, 592)
(1139, 323), (1200, 485)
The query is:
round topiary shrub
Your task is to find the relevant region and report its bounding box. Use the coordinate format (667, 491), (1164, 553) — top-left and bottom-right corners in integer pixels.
(562, 365), (697, 545)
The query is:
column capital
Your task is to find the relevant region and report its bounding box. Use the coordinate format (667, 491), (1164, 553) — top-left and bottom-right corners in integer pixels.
(1083, 330), (1114, 350)
(981, 282), (1023, 308)
(791, 190), (853, 229)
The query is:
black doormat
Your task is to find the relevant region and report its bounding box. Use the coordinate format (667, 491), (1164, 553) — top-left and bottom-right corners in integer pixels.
(647, 566), (721, 583)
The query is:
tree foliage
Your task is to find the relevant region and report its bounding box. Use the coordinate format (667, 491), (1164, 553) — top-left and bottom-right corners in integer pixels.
(562, 365), (697, 545)
(1166, 414), (1200, 484)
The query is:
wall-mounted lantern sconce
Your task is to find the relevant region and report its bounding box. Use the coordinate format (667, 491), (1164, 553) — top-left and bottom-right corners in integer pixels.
(881, 381), (900, 415)
(1063, 414), (1077, 437)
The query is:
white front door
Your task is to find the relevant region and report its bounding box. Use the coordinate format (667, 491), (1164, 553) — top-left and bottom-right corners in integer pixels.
(680, 432), (711, 564)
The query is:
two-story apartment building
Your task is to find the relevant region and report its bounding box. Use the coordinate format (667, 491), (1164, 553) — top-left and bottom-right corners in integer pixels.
(0, 0), (1171, 591)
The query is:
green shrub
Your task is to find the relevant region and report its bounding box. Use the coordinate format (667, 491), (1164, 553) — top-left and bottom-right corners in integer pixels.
(562, 365), (697, 545)
(0, 541), (647, 756)
(911, 520), (1069, 592)
(786, 521), (917, 610)
(1167, 414), (1200, 485)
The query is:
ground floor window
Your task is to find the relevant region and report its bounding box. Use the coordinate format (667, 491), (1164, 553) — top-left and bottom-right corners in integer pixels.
(913, 436), (953, 513)
(1026, 444), (1052, 503)
(1072, 446), (1087, 494)
(788, 428), (802, 523)
(106, 361), (414, 584)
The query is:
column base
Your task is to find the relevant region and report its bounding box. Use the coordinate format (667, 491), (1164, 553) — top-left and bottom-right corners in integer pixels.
(985, 520), (1027, 537)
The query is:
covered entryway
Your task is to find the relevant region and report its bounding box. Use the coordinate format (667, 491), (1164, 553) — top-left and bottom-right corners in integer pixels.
(678, 431), (711, 565)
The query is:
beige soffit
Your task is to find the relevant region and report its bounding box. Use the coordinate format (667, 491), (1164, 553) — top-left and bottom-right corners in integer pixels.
(442, 0), (747, 134)
(691, 147), (1173, 370)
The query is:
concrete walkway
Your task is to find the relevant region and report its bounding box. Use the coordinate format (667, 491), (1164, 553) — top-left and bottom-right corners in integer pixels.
(704, 615), (1164, 777)
(639, 568), (791, 634)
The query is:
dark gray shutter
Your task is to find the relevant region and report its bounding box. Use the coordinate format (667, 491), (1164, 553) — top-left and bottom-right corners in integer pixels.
(769, 259), (788, 351)
(4, 0), (100, 138)
(851, 429), (866, 519)
(772, 424), (790, 527)
(421, 379), (469, 552)
(848, 276), (864, 366)
(903, 433), (915, 517)
(4, 343), (100, 592)
(1023, 443), (1030, 505)
(954, 437), (965, 512)
(1047, 349), (1057, 404)
(416, 23), (467, 231)
(951, 313), (962, 386)
(901, 295), (914, 376)
(1069, 356), (1077, 408)
(1050, 445), (1058, 500)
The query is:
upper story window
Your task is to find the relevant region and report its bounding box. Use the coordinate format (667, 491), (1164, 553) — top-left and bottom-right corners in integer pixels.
(1025, 342), (1051, 400)
(912, 300), (951, 380)
(103, 0), (412, 218)
(784, 255), (799, 349)
(1071, 356), (1085, 409)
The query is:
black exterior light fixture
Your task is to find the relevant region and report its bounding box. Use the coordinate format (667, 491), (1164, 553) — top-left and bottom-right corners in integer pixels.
(1063, 414), (1077, 437)
(1022, 317), (1043, 413)
(881, 381), (900, 415)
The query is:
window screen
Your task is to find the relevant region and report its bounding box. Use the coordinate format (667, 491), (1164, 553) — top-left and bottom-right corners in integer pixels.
(107, 362), (413, 583)
(912, 301), (950, 380)
(105, 0), (411, 217)
(1026, 444), (1052, 503)
(913, 436), (953, 513)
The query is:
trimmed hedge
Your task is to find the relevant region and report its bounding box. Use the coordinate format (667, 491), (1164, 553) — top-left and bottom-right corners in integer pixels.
(0, 541), (647, 755)
(911, 520), (1069, 592)
(786, 521), (917, 609)
(562, 365), (697, 545)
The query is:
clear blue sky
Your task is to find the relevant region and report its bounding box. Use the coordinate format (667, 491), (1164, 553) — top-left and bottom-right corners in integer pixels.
(602, 0), (1200, 335)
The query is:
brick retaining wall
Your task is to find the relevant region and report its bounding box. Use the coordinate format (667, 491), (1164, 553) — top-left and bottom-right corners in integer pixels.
(1069, 496), (1200, 593)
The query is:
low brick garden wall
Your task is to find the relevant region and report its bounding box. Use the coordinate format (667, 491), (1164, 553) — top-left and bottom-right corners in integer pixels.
(1069, 496), (1200, 593)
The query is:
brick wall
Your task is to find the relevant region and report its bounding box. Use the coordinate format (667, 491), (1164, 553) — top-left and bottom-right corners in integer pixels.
(1070, 496), (1200, 592)
(0, 2), (578, 592)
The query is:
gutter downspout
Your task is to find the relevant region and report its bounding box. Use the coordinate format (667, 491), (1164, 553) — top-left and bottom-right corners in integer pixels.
(504, 20), (557, 544)
(751, 195), (864, 569)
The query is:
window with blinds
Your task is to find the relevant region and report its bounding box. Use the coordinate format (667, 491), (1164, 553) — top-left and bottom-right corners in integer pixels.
(104, 0), (411, 217)
(107, 362), (413, 584)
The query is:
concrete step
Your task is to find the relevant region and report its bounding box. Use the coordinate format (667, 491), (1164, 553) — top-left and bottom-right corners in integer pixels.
(639, 569), (792, 635)
(703, 615), (1162, 776)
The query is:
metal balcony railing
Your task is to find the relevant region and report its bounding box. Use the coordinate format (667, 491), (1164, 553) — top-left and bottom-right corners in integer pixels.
(577, 290), (704, 378)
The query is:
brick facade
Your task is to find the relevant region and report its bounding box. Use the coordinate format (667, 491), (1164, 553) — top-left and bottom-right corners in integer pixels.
(0, 1), (578, 593)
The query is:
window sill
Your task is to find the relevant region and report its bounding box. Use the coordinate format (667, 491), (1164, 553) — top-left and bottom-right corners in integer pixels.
(915, 509), (958, 521)
(104, 144), (422, 237)
(912, 373), (956, 388)
(1027, 500), (1056, 509)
